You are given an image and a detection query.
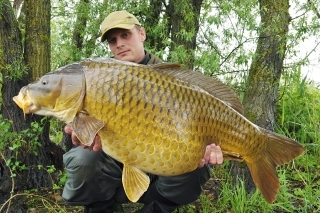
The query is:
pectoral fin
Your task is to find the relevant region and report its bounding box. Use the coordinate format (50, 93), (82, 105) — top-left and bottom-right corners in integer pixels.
(72, 111), (104, 146)
(122, 164), (150, 202)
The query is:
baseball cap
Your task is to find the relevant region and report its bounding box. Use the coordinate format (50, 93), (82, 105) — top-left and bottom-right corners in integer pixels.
(100, 10), (141, 42)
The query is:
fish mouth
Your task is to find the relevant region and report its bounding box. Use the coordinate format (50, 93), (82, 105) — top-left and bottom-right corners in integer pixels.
(13, 91), (38, 116)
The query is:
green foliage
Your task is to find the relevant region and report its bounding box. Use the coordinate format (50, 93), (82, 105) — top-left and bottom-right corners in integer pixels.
(275, 67), (320, 212)
(0, 114), (69, 212)
(175, 163), (318, 213)
(0, 115), (45, 175)
(188, 0), (259, 103)
(49, 118), (65, 145)
(277, 66), (320, 149)
(51, 0), (110, 68)
(2, 55), (28, 81)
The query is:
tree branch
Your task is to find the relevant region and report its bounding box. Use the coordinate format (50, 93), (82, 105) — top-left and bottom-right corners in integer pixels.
(308, 0), (320, 18)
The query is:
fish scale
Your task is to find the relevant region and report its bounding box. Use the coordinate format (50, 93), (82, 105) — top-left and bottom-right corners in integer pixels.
(13, 57), (305, 204)
(83, 60), (269, 171)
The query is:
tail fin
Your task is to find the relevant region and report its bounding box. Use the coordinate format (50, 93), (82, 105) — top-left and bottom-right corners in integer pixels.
(246, 129), (305, 203)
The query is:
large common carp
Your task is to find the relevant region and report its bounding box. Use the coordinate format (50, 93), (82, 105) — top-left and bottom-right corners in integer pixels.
(13, 58), (304, 203)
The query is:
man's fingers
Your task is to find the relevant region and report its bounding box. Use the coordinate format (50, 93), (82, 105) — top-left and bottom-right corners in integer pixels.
(209, 145), (223, 165)
(204, 145), (212, 161)
(198, 145), (215, 168)
(71, 132), (81, 145)
(198, 159), (206, 168)
(64, 125), (73, 134)
(92, 135), (102, 151)
(64, 124), (83, 146)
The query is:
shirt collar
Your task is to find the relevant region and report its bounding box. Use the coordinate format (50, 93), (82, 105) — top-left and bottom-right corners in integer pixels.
(138, 50), (150, 65)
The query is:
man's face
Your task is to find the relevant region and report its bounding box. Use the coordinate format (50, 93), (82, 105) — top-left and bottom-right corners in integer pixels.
(105, 27), (146, 63)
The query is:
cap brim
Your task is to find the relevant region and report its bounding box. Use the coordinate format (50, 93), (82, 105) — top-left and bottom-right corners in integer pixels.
(100, 23), (136, 42)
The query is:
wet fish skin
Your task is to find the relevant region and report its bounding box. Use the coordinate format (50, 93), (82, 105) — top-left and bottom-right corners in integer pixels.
(13, 57), (305, 203)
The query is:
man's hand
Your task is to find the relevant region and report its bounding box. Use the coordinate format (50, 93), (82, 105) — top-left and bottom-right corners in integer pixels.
(64, 125), (102, 152)
(198, 144), (223, 168)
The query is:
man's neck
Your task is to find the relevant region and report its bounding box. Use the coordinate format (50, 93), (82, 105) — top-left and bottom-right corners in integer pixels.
(137, 50), (150, 65)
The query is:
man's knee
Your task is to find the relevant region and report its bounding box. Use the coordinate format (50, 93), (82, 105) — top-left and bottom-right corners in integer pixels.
(62, 147), (123, 205)
(142, 165), (211, 205)
(63, 146), (103, 180)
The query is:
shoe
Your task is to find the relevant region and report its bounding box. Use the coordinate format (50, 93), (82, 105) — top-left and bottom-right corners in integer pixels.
(135, 201), (177, 213)
(84, 200), (123, 213)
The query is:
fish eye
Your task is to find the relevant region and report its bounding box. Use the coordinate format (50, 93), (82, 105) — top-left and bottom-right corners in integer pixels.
(41, 77), (49, 85)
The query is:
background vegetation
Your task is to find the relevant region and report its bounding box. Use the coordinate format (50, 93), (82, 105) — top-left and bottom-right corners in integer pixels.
(0, 0), (319, 212)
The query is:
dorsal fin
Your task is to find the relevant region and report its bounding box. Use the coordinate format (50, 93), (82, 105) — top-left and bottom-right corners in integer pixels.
(149, 63), (243, 114)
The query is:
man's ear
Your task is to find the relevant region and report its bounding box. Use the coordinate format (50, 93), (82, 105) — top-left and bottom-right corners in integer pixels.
(140, 27), (146, 41)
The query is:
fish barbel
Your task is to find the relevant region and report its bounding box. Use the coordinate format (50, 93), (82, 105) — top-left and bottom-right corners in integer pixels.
(13, 57), (305, 203)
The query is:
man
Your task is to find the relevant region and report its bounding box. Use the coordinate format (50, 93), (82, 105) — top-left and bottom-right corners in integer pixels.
(62, 10), (223, 213)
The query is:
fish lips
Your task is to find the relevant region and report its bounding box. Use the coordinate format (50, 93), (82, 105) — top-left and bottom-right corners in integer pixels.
(13, 89), (39, 115)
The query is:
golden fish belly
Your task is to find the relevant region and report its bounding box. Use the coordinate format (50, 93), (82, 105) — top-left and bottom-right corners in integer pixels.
(82, 62), (266, 175)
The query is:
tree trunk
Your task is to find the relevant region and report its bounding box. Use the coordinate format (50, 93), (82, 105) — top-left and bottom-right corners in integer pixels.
(0, 1), (64, 212)
(231, 0), (290, 194)
(167, 0), (203, 69)
(25, 0), (51, 81)
(144, 0), (165, 51)
(0, 0), (29, 211)
(70, 0), (107, 61)
(73, 0), (89, 50)
(24, 0), (65, 181)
